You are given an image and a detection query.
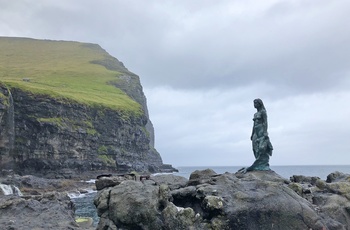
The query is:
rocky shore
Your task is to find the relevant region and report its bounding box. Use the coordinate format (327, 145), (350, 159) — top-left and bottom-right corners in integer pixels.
(2, 169), (350, 229)
(0, 172), (96, 230)
(94, 169), (350, 230)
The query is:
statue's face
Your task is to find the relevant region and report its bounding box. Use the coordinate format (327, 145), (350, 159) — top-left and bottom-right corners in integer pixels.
(254, 100), (260, 108)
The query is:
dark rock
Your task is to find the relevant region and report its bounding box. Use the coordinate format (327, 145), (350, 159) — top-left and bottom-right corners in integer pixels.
(94, 170), (350, 229)
(189, 169), (217, 180)
(290, 174), (320, 185)
(0, 174), (95, 195)
(95, 176), (126, 191)
(0, 192), (80, 230)
(187, 168), (218, 186)
(327, 171), (350, 183)
(151, 174), (188, 190)
(96, 174), (112, 179)
(159, 164), (179, 173)
(94, 180), (163, 230)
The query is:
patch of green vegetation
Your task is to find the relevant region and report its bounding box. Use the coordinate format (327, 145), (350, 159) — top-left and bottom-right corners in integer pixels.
(37, 117), (64, 128)
(98, 145), (108, 154)
(15, 137), (26, 144)
(37, 117), (99, 135)
(98, 154), (115, 166)
(83, 120), (94, 128)
(0, 92), (6, 99)
(0, 94), (8, 106)
(142, 126), (150, 139)
(0, 37), (143, 117)
(86, 128), (97, 135)
(83, 120), (98, 135)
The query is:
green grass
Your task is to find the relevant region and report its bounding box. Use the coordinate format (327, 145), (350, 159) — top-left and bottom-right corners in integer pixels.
(98, 154), (116, 166)
(37, 117), (99, 135)
(0, 37), (142, 117)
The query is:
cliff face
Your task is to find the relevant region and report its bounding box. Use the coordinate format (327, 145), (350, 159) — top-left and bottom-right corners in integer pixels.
(0, 37), (170, 177)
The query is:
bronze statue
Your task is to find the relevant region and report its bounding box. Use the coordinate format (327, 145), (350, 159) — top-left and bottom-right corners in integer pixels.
(240, 99), (273, 173)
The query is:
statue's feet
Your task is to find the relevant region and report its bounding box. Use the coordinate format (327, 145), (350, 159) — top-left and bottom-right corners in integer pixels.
(238, 167), (248, 174)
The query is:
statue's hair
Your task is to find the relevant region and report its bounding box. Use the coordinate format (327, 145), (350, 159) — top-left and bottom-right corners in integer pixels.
(254, 98), (266, 111)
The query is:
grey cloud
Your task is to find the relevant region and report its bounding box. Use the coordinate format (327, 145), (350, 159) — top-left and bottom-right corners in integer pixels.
(1, 1), (349, 95)
(1, 1), (350, 166)
(145, 87), (350, 166)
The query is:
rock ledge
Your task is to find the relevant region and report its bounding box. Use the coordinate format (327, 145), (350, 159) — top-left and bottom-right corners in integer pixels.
(94, 169), (350, 230)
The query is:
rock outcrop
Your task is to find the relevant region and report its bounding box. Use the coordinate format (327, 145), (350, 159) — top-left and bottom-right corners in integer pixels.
(0, 173), (98, 229)
(0, 37), (175, 177)
(0, 192), (81, 230)
(94, 170), (350, 230)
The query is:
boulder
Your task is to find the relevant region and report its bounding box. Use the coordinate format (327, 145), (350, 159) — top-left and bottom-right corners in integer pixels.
(187, 168), (218, 186)
(94, 169), (350, 229)
(327, 171), (350, 183)
(95, 176), (126, 191)
(290, 174), (320, 185)
(151, 174), (188, 190)
(94, 180), (163, 230)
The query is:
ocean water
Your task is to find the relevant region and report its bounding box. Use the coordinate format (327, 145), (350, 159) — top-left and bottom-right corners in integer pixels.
(72, 165), (350, 226)
(70, 191), (99, 226)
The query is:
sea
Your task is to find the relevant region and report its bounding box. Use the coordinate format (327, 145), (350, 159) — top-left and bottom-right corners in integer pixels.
(71, 165), (350, 227)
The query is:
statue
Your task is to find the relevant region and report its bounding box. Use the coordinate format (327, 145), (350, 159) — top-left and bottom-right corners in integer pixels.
(239, 99), (273, 173)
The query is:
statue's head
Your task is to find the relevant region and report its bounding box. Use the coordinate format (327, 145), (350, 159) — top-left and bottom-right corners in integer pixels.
(253, 98), (265, 110)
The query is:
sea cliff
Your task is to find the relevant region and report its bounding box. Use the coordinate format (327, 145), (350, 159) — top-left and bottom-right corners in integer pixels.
(0, 37), (174, 177)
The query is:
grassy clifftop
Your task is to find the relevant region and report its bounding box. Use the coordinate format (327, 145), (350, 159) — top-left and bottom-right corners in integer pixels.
(0, 37), (142, 116)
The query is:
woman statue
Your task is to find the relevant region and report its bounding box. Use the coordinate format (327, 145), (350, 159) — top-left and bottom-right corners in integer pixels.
(246, 98), (273, 171)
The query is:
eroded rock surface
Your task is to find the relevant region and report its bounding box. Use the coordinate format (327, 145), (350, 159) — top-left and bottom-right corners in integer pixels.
(0, 192), (80, 230)
(94, 170), (350, 229)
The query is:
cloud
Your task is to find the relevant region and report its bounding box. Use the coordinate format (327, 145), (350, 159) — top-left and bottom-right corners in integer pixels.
(0, 0), (350, 166)
(2, 1), (349, 93)
(145, 86), (350, 166)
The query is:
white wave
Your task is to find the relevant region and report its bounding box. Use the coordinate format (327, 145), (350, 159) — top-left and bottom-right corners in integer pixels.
(13, 186), (23, 196)
(85, 179), (96, 184)
(0, 184), (23, 196)
(0, 184), (13, 195)
(84, 188), (97, 194)
(152, 172), (175, 176)
(68, 192), (86, 199)
(68, 189), (97, 199)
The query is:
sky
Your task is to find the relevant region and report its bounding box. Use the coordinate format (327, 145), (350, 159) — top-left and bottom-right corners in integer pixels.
(1, 0), (350, 167)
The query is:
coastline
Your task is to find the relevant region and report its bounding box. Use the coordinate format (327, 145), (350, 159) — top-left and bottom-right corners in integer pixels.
(174, 165), (350, 179)
(3, 165), (350, 229)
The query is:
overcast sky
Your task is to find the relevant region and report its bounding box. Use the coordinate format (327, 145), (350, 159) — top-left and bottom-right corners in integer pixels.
(1, 0), (350, 167)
